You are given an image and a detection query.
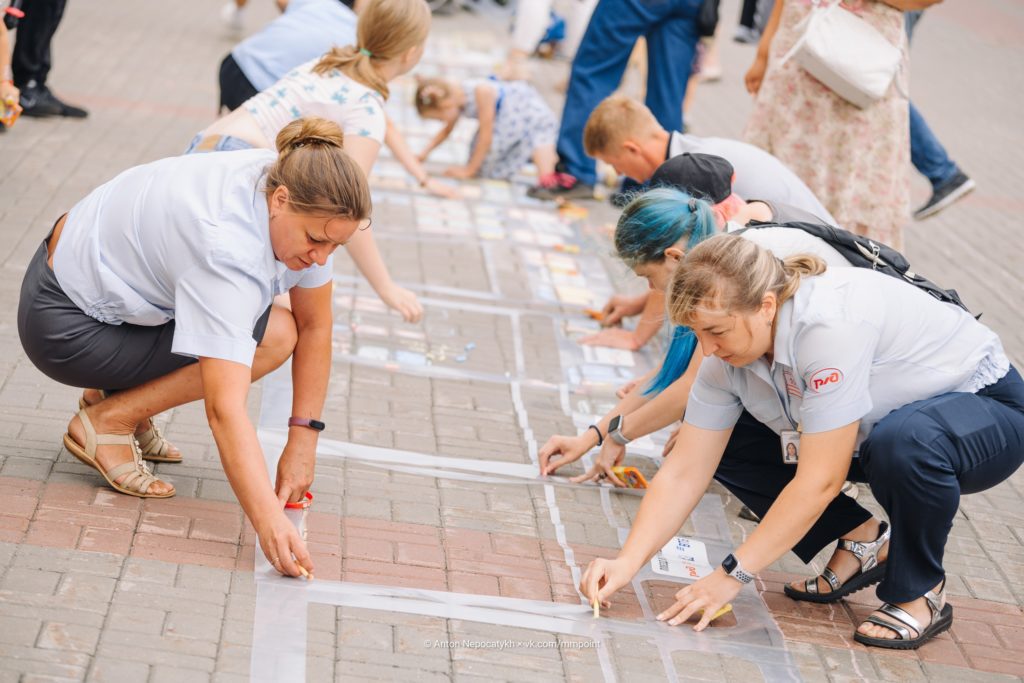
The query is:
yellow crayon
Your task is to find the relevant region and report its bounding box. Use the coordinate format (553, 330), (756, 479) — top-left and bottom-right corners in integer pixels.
(706, 603), (733, 623)
(592, 597), (600, 619)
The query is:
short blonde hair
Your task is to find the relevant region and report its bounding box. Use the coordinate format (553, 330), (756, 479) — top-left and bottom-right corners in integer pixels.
(668, 234), (827, 325)
(414, 77), (453, 116)
(583, 95), (662, 156)
(313, 0), (431, 101)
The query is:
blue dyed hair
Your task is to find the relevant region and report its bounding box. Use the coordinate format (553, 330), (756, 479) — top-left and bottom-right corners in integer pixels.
(612, 188), (717, 397)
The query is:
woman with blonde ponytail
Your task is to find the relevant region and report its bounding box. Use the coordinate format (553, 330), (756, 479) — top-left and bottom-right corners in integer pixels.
(192, 0), (437, 324)
(581, 233), (1024, 651)
(18, 117), (371, 580)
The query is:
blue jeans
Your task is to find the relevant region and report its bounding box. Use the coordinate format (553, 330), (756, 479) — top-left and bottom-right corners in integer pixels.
(906, 11), (959, 189)
(556, 0), (703, 185)
(183, 133), (255, 155)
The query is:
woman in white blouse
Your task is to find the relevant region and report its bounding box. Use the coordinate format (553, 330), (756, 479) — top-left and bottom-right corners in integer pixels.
(581, 234), (1023, 650)
(17, 117), (366, 579)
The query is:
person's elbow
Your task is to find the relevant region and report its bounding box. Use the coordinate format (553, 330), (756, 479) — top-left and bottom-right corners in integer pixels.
(792, 471), (846, 510)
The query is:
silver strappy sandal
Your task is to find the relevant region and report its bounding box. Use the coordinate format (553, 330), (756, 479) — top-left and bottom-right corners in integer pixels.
(854, 579), (953, 650)
(785, 521), (890, 603)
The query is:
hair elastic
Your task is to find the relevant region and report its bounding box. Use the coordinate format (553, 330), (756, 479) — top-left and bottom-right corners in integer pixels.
(358, 47), (373, 57)
(688, 198), (697, 212)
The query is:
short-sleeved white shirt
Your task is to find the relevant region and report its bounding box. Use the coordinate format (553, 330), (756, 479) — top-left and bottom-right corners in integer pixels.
(684, 268), (1009, 448)
(54, 149), (333, 367)
(244, 59), (387, 147)
(728, 223), (850, 270)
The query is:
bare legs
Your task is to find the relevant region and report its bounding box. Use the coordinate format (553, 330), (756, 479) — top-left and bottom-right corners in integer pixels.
(66, 305), (298, 495)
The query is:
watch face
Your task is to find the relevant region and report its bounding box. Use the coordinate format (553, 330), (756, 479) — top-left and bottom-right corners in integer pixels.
(609, 415), (622, 433)
(722, 553), (737, 573)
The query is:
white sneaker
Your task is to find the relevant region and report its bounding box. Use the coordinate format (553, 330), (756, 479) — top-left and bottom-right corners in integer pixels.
(220, 2), (246, 32)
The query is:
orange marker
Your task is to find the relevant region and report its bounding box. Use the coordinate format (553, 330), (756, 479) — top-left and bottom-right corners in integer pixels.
(612, 466), (649, 489)
(584, 308), (605, 322)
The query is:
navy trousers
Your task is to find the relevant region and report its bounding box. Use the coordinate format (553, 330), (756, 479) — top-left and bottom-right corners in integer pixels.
(713, 368), (1024, 603)
(556, 0), (702, 185)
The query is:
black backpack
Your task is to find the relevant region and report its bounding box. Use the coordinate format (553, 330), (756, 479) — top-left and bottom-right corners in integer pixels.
(740, 220), (973, 314)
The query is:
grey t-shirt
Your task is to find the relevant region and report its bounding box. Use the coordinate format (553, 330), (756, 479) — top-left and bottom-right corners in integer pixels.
(668, 131), (835, 224)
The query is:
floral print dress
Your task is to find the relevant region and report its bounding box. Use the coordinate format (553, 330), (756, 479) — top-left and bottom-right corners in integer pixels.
(744, 0), (910, 249)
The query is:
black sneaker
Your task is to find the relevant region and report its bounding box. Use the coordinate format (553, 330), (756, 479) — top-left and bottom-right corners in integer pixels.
(21, 83), (88, 118)
(527, 172), (594, 201)
(913, 171), (975, 220)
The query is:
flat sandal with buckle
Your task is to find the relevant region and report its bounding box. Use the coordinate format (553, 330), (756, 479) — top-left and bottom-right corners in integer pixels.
(79, 390), (182, 463)
(785, 521), (890, 604)
(854, 579), (953, 650)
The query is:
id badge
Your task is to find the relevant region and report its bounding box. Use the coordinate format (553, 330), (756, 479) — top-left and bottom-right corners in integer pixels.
(780, 430), (800, 465)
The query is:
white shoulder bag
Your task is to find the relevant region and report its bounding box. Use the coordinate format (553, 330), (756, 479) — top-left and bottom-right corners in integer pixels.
(778, 0), (904, 109)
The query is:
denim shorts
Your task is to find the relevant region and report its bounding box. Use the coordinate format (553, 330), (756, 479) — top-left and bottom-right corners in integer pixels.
(183, 133), (255, 155)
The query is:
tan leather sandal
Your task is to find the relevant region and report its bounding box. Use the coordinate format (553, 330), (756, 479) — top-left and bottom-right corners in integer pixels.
(63, 409), (175, 499)
(79, 391), (182, 463)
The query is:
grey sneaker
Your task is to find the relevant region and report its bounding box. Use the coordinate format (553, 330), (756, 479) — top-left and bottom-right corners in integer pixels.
(914, 171), (976, 220)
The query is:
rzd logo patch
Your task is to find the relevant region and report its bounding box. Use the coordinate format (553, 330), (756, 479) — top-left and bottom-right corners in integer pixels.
(809, 368), (843, 393)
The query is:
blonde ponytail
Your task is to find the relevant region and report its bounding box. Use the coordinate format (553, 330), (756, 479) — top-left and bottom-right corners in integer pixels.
(668, 234), (826, 325)
(313, 0), (431, 100)
(266, 117), (371, 220)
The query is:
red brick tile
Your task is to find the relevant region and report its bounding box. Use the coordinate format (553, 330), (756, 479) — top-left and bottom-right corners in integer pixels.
(343, 518), (439, 546)
(993, 624), (1024, 649)
(962, 642), (1024, 664)
(0, 528), (25, 543)
(343, 559), (446, 589)
(190, 516), (242, 544)
(0, 476), (43, 496)
(6, 495), (38, 517)
(969, 657), (1024, 677)
(306, 511), (339, 534)
(133, 532), (237, 558)
(949, 596), (1024, 616)
(35, 507), (137, 531)
(40, 482), (95, 506)
(343, 569), (447, 590)
(235, 544), (256, 572)
(918, 638), (969, 668)
(133, 544), (237, 570)
(447, 571), (500, 596)
(138, 511), (190, 537)
(78, 527), (132, 555)
(773, 616), (850, 648)
(0, 514), (29, 533)
(345, 537), (394, 563)
(490, 533), (541, 557)
(951, 619), (997, 645)
(447, 557), (549, 582)
(25, 520), (82, 548)
(395, 542), (445, 568)
(443, 527), (492, 551)
(498, 576), (551, 600)
(91, 489), (142, 511)
(952, 606), (1023, 627)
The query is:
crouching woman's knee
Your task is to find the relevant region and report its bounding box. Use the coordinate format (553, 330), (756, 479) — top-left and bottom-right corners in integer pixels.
(260, 305), (299, 368)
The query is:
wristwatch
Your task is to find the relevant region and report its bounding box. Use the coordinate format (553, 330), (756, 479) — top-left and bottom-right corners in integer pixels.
(721, 553), (754, 584)
(607, 414), (631, 446)
(288, 417), (326, 432)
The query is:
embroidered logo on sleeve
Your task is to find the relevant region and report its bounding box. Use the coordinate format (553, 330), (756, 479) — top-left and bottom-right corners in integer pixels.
(809, 368), (844, 393)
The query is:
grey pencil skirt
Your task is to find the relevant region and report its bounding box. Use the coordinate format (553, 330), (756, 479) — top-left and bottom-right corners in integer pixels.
(17, 236), (270, 390)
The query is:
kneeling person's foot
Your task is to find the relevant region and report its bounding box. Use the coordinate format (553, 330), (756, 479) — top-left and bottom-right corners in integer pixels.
(80, 389), (182, 463)
(528, 172), (594, 201)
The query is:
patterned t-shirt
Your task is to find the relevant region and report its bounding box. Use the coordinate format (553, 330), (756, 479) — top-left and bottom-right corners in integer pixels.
(245, 58), (386, 145)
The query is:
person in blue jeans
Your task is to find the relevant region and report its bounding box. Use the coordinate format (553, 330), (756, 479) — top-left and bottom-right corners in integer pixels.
(906, 10), (975, 220)
(528, 0), (704, 201)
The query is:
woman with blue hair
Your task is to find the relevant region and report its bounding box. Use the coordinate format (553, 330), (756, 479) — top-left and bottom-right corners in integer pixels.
(539, 187), (850, 485)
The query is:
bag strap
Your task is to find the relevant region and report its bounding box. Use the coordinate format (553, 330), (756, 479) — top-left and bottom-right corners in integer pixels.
(777, 0), (841, 68)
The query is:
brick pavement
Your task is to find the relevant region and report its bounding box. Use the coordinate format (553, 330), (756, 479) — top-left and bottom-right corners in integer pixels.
(1, 0), (1023, 681)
